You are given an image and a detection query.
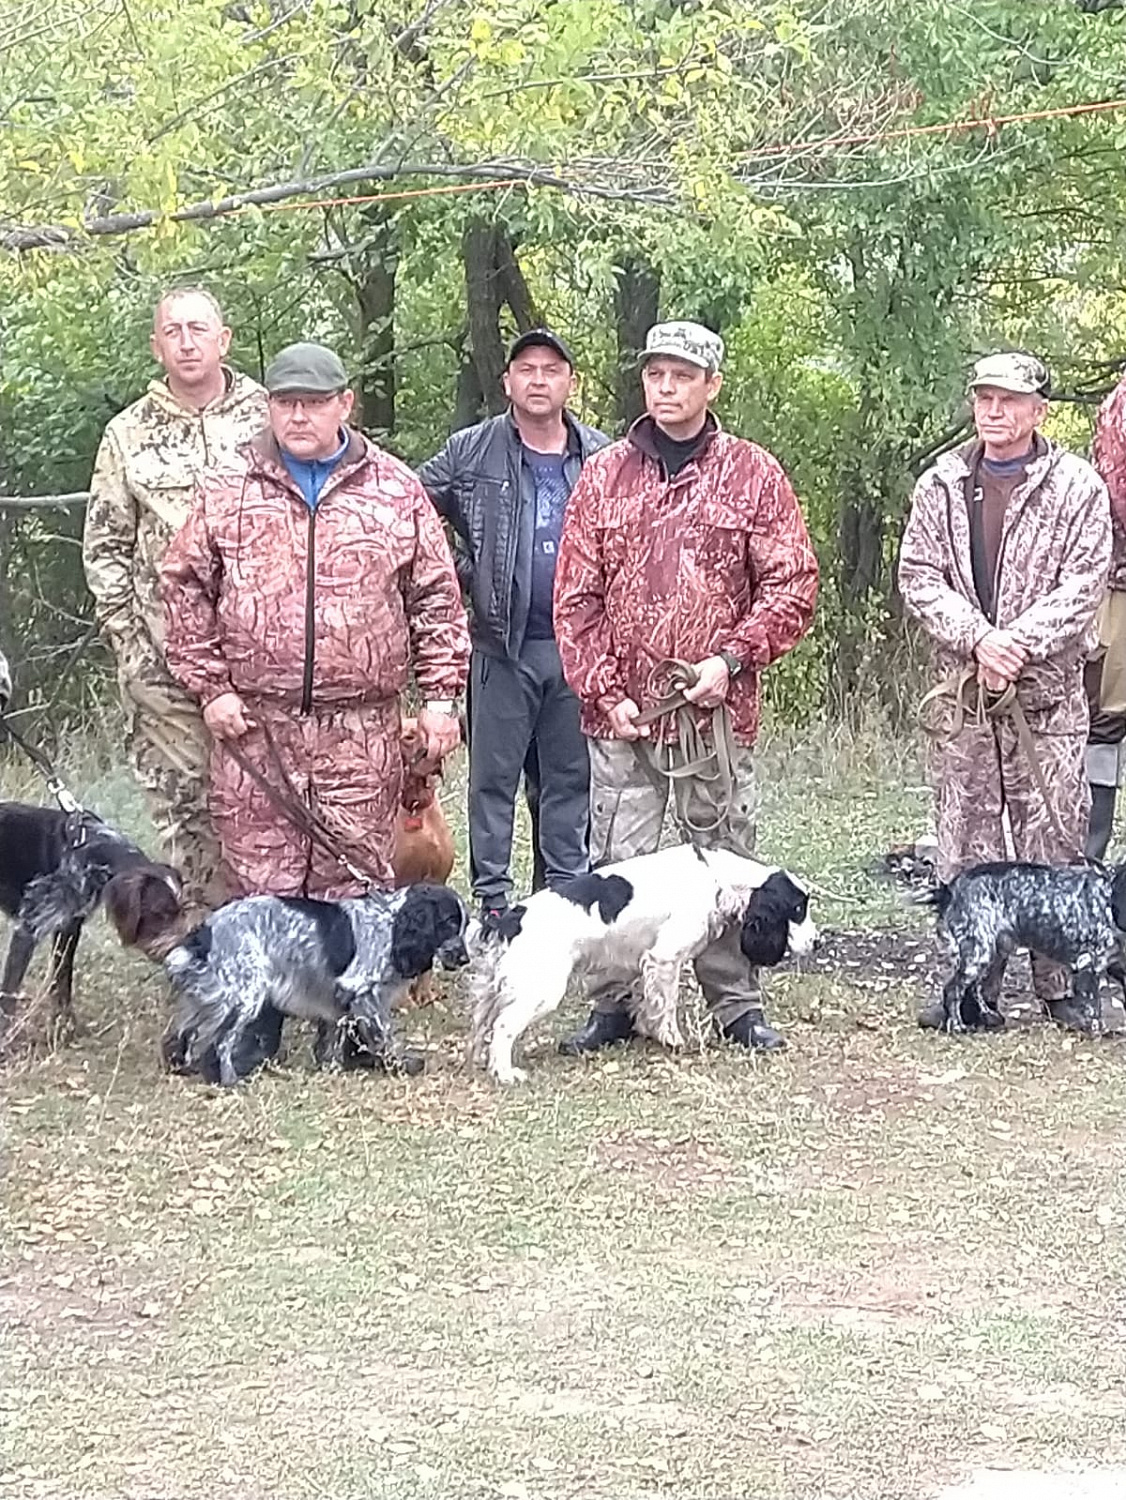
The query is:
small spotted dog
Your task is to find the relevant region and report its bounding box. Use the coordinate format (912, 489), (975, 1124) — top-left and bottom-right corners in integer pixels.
(162, 883), (471, 1086)
(469, 843), (817, 1083)
(928, 860), (1126, 1035)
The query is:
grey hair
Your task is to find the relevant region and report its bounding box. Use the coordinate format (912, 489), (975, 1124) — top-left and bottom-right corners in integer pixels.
(153, 285), (225, 328)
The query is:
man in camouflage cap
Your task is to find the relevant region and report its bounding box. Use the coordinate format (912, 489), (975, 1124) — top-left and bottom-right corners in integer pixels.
(899, 351), (1111, 1032)
(83, 288), (267, 921)
(162, 341), (469, 901)
(554, 319), (818, 1056)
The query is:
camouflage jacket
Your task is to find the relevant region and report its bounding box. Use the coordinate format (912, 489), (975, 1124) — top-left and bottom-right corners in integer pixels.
(898, 436), (1110, 735)
(1092, 378), (1126, 591)
(83, 370), (268, 699)
(554, 415), (819, 746)
(161, 429), (470, 711)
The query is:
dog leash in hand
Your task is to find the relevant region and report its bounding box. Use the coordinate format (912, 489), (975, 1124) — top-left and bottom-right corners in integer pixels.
(221, 725), (379, 889)
(918, 664), (1069, 843)
(0, 712), (83, 815)
(633, 657), (737, 836)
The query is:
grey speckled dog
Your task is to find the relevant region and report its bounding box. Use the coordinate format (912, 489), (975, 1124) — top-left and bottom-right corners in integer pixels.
(928, 860), (1126, 1035)
(163, 884), (470, 1085)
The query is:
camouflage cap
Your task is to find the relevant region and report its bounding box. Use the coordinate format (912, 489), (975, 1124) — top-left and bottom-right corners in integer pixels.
(265, 342), (349, 396)
(968, 352), (1050, 397)
(641, 320), (724, 374)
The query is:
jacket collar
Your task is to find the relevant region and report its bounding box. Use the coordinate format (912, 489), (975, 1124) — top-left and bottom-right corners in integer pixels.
(941, 429), (1053, 487)
(146, 366), (259, 418)
(246, 425), (370, 494)
(627, 410), (721, 464)
(504, 407), (586, 458)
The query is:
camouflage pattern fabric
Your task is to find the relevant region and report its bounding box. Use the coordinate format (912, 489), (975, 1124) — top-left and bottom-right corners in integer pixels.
(82, 369), (267, 910)
(900, 435), (1110, 999)
(210, 698), (402, 898)
(1093, 377), (1126, 591)
(587, 736), (762, 1023)
(554, 415), (818, 748)
(161, 429), (469, 709)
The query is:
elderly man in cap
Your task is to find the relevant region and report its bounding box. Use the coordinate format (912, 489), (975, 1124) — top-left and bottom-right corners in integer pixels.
(161, 341), (470, 898)
(84, 287), (267, 919)
(554, 319), (818, 1055)
(899, 352), (1110, 1032)
(419, 328), (607, 925)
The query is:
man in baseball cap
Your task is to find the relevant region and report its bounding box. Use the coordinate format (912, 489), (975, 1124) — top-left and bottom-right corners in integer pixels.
(419, 329), (608, 926)
(553, 317), (818, 1057)
(162, 339), (469, 1064)
(900, 351), (1111, 1034)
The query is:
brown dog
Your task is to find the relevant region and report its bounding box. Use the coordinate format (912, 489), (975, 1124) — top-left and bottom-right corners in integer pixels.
(394, 719), (457, 1005)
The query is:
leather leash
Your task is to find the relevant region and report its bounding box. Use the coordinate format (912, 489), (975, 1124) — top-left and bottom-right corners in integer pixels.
(918, 664), (1069, 843)
(0, 712), (82, 815)
(633, 657), (737, 836)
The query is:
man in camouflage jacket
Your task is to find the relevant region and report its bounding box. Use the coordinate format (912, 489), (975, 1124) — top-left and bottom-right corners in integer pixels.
(83, 288), (267, 917)
(161, 343), (469, 898)
(554, 320), (818, 1055)
(1087, 375), (1126, 858)
(899, 352), (1110, 1029)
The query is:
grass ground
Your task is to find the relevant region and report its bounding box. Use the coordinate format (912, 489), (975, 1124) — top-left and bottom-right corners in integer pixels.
(2, 720), (1124, 1500)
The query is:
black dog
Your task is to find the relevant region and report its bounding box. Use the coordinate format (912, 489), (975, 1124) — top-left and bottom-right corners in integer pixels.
(0, 801), (183, 1032)
(927, 860), (1126, 1035)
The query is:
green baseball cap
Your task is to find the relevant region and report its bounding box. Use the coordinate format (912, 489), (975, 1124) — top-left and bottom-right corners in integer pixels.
(265, 341), (349, 396)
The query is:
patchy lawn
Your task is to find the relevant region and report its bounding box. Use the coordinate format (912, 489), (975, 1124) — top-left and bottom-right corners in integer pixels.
(2, 723), (1124, 1500)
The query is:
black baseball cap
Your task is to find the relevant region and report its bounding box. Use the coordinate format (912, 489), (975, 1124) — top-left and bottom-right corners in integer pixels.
(506, 327), (574, 369)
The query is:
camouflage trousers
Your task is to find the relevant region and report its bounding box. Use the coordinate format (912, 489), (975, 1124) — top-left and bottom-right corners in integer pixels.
(588, 735), (762, 1025)
(934, 719), (1088, 1002)
(125, 690), (228, 921)
(209, 698), (402, 899)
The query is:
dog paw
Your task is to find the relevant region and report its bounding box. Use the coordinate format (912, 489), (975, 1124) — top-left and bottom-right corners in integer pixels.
(490, 1063), (528, 1085)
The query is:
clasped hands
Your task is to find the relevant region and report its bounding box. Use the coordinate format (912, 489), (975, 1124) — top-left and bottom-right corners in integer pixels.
(974, 628), (1027, 695)
(608, 655), (731, 742)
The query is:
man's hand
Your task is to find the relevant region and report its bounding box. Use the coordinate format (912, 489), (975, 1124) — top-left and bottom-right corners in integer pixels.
(417, 706), (461, 764)
(974, 628), (1027, 685)
(682, 656), (731, 709)
(607, 698), (649, 740)
(978, 665), (1011, 695)
(203, 691), (251, 741)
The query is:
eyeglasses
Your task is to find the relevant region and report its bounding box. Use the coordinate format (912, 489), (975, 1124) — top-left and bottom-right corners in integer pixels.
(268, 392), (342, 411)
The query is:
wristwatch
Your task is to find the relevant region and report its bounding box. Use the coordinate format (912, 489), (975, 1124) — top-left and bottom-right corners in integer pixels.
(424, 699), (457, 715)
(717, 650), (742, 679)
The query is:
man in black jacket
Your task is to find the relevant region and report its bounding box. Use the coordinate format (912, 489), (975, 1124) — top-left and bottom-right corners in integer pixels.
(419, 329), (608, 922)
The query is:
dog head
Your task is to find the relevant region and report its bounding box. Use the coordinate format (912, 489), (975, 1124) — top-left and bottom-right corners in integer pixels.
(739, 871), (817, 967)
(103, 865), (184, 959)
(390, 884), (470, 977)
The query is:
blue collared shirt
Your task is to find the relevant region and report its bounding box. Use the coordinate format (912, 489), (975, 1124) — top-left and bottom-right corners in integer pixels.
(280, 429), (349, 510)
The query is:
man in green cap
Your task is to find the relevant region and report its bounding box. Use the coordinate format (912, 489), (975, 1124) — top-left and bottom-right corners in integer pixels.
(161, 341), (469, 898)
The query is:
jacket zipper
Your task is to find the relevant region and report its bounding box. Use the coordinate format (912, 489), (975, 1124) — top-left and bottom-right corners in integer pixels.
(301, 505), (317, 715)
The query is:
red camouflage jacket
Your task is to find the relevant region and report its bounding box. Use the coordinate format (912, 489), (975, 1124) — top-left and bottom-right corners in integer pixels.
(553, 415), (818, 745)
(162, 429), (470, 711)
(1093, 377), (1126, 590)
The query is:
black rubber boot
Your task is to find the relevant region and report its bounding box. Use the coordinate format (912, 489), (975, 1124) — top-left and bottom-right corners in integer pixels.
(557, 1005), (636, 1055)
(917, 998), (1005, 1032)
(719, 1009), (787, 1051)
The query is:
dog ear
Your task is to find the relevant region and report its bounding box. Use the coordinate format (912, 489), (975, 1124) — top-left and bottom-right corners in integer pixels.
(390, 886), (450, 977)
(1111, 865), (1126, 933)
(739, 873), (798, 968)
(104, 868), (183, 955)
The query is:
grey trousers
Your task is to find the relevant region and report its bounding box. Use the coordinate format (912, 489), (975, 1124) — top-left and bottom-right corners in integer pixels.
(587, 736), (762, 1026)
(468, 640), (590, 905)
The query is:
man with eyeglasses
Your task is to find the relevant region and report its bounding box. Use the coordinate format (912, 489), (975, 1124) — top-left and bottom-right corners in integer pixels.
(83, 286), (267, 923)
(161, 342), (469, 899)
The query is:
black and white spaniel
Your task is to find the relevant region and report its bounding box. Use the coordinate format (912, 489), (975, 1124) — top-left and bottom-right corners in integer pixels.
(163, 883), (471, 1086)
(469, 844), (817, 1083)
(928, 859), (1126, 1035)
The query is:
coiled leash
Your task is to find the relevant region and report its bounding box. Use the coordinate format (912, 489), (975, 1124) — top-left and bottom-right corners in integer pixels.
(0, 711), (83, 816)
(632, 657), (738, 836)
(917, 663), (1069, 844)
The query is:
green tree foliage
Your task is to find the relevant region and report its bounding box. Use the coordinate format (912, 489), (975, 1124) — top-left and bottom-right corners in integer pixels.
(3, 0), (1126, 717)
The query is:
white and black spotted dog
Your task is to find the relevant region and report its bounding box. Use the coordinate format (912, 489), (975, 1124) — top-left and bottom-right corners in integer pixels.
(928, 860), (1126, 1035)
(469, 844), (817, 1083)
(163, 883), (471, 1086)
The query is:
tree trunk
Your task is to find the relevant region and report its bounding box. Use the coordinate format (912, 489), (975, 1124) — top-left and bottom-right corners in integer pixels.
(495, 229), (539, 333)
(613, 254), (660, 428)
(351, 206), (397, 438)
(462, 218), (507, 416)
(453, 351), (484, 432)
